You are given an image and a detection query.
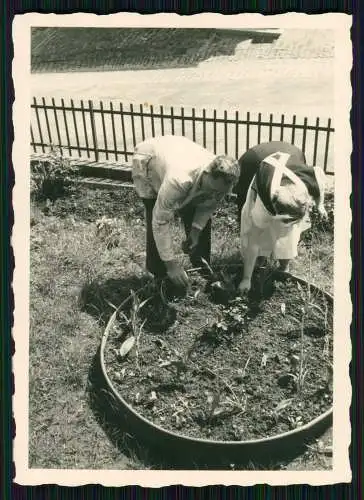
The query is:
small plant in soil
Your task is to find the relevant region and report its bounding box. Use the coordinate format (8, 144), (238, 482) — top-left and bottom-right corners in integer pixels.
(114, 290), (152, 369)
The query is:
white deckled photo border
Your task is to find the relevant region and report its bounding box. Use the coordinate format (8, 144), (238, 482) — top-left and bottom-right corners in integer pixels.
(12, 11), (352, 487)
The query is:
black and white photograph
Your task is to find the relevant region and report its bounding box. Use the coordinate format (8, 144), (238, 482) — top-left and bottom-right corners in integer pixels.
(12, 13), (352, 486)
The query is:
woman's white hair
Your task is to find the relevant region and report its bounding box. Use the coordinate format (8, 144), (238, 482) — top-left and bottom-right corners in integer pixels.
(272, 176), (310, 220)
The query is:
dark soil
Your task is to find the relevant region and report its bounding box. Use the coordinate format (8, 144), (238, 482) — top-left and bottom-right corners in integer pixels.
(103, 273), (333, 442)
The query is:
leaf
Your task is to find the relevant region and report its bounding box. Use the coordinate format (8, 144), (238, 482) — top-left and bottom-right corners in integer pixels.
(261, 353), (268, 368)
(280, 303), (286, 315)
(105, 299), (118, 311)
(210, 392), (221, 415)
(139, 297), (152, 310)
(274, 398), (293, 414)
(118, 336), (136, 358)
(149, 391), (157, 401)
(207, 393), (214, 405)
(158, 360), (172, 368)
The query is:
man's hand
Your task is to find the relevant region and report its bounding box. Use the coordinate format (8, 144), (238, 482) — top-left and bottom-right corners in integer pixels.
(165, 260), (189, 288)
(182, 227), (201, 255)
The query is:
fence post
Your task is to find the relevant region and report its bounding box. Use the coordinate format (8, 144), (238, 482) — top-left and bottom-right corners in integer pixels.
(33, 97), (45, 153)
(257, 112), (262, 144)
(89, 100), (99, 162)
(235, 111), (239, 159)
(52, 97), (63, 156)
(291, 115), (296, 144)
(224, 110), (228, 155)
(269, 114), (273, 142)
(30, 125), (36, 153)
(323, 118), (332, 173)
(81, 100), (90, 159)
(280, 114), (285, 142)
(246, 111), (250, 151)
(313, 117), (320, 165)
(120, 103), (128, 162)
(181, 106), (185, 136)
(213, 109), (217, 154)
(302, 117), (308, 157)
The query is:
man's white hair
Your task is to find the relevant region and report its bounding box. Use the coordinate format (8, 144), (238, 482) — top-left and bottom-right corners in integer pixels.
(206, 155), (240, 185)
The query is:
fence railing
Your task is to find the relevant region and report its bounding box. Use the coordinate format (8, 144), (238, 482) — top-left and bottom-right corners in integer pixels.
(30, 97), (334, 174)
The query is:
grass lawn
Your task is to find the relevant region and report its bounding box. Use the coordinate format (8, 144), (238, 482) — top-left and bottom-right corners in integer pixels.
(29, 180), (334, 470)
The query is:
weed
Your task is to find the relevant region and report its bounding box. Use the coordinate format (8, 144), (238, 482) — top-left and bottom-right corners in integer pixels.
(95, 217), (124, 249)
(31, 146), (79, 202)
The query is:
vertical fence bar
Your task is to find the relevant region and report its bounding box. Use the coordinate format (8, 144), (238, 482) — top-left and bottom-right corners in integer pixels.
(120, 103), (128, 161)
(30, 125), (36, 152)
(150, 105), (155, 137)
(269, 113), (273, 142)
(33, 97), (45, 153)
(42, 97), (52, 147)
(213, 109), (217, 154)
(181, 107), (185, 136)
(235, 111), (239, 159)
(257, 112), (262, 144)
(52, 98), (63, 155)
(140, 104), (146, 141)
(280, 114), (285, 142)
(110, 102), (118, 161)
(70, 99), (81, 156)
(160, 105), (165, 136)
(130, 103), (136, 146)
(202, 109), (206, 148)
(323, 118), (332, 173)
(313, 117), (320, 165)
(80, 100), (90, 159)
(192, 108), (196, 142)
(224, 110), (228, 155)
(291, 115), (296, 145)
(100, 101), (109, 160)
(89, 100), (99, 162)
(61, 98), (72, 157)
(246, 111), (250, 151)
(171, 107), (175, 135)
(302, 117), (308, 157)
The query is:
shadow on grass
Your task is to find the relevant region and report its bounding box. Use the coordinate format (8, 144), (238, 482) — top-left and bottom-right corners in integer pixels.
(79, 274), (153, 325)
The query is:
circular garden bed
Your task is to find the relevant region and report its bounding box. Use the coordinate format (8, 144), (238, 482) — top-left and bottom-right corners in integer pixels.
(100, 269), (333, 464)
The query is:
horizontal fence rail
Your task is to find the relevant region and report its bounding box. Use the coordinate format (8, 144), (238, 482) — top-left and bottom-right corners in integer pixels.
(30, 97), (335, 174)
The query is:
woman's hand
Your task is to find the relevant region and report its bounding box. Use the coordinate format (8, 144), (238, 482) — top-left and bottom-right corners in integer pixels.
(165, 260), (189, 288)
(317, 205), (328, 220)
(238, 278), (251, 295)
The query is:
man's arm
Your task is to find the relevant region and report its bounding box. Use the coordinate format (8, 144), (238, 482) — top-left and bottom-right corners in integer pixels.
(152, 179), (190, 262)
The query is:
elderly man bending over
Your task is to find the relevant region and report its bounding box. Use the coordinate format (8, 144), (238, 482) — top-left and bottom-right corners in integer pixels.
(235, 141), (327, 295)
(132, 135), (240, 288)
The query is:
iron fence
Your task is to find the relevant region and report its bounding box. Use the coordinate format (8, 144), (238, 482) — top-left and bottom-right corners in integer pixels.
(30, 97), (334, 174)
